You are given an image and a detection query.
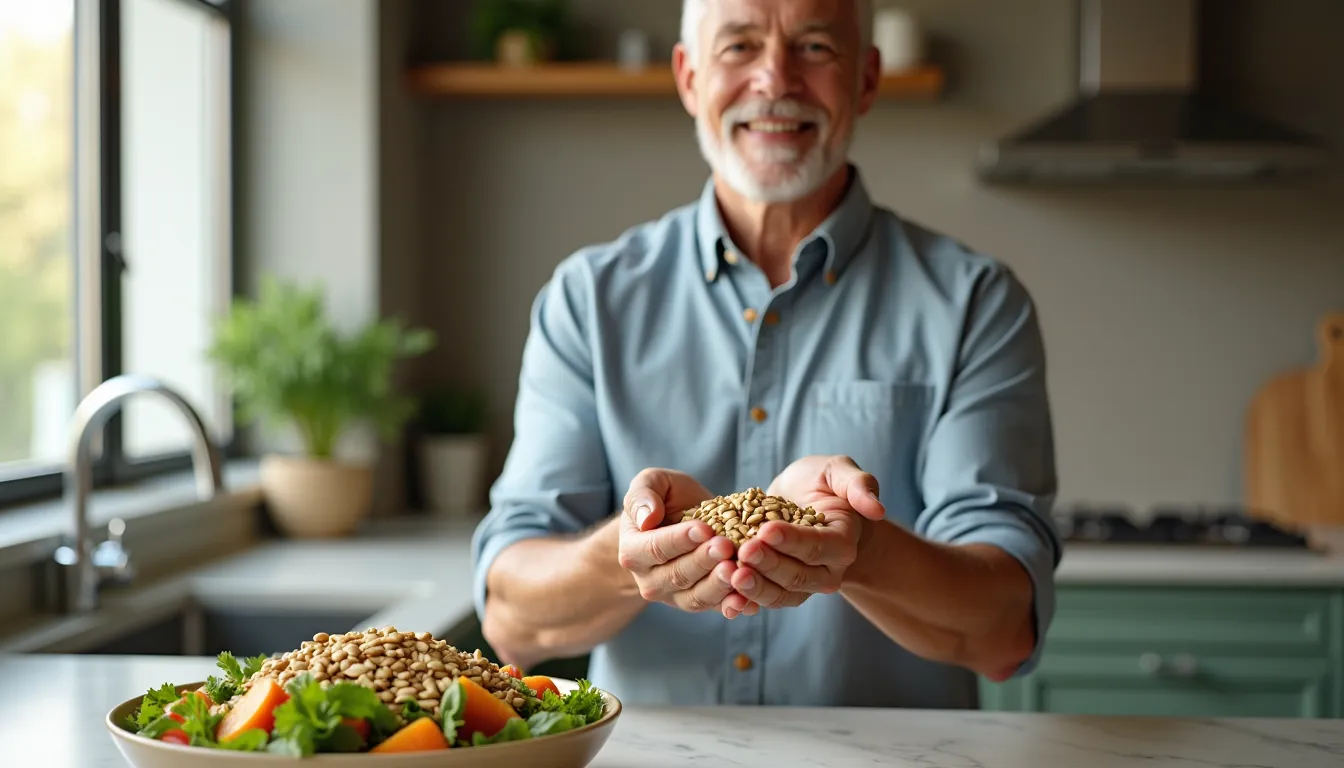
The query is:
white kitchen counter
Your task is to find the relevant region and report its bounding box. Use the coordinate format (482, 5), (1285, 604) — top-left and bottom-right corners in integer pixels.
(0, 654), (1340, 767)
(0, 516), (482, 655)
(1056, 542), (1344, 586)
(7, 517), (1344, 656)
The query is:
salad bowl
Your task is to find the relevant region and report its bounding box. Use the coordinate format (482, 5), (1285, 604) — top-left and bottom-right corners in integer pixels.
(106, 676), (621, 768)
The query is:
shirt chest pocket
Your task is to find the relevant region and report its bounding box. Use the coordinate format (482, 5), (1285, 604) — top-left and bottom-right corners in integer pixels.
(800, 381), (933, 513)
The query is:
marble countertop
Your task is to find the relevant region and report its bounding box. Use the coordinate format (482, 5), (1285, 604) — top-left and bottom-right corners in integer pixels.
(1, 654), (1341, 767)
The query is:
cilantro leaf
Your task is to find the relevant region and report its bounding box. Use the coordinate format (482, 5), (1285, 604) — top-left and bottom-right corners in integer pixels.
(317, 722), (365, 753)
(470, 718), (532, 745)
(526, 710), (584, 736)
(399, 699), (431, 723)
(206, 652), (270, 704)
(544, 679), (605, 724)
(172, 693), (224, 747)
(201, 675), (231, 705)
(218, 729), (270, 751)
(126, 682), (180, 732)
(439, 681), (466, 743)
(266, 673), (409, 755)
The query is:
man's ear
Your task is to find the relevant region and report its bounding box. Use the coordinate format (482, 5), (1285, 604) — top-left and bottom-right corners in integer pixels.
(855, 46), (881, 116)
(672, 43), (699, 118)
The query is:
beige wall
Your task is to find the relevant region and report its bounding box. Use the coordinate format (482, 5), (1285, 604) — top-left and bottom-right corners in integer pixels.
(410, 0), (1344, 513)
(238, 0), (414, 513)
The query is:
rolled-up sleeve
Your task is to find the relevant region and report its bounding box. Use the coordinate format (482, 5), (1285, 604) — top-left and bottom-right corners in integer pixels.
(915, 262), (1062, 677)
(471, 257), (614, 622)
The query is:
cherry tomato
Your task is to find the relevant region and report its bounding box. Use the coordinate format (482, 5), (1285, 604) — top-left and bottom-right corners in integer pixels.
(160, 729), (190, 745)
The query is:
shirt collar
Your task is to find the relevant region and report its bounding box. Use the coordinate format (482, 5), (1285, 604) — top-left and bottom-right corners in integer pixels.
(695, 164), (876, 284)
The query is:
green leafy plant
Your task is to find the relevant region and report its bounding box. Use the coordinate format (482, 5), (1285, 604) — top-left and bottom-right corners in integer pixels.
(207, 277), (436, 459)
(470, 0), (571, 60)
(420, 387), (487, 436)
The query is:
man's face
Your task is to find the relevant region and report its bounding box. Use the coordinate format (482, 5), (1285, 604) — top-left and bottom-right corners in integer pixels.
(676, 0), (878, 203)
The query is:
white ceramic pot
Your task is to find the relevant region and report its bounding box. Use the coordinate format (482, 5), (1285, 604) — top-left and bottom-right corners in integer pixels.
(419, 433), (488, 516)
(874, 8), (924, 72)
(259, 454), (373, 537)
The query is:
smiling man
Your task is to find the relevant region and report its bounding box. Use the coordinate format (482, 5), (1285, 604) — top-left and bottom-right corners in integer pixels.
(470, 0), (1062, 709)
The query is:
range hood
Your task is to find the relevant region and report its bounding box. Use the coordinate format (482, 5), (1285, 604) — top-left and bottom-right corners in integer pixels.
(977, 0), (1331, 184)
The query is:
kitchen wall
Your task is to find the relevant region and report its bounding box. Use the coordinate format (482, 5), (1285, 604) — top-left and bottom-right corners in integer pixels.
(397, 0), (1344, 514)
(237, 0), (427, 514)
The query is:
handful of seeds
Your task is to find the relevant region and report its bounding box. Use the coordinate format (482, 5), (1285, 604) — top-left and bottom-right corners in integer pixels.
(670, 486), (825, 547)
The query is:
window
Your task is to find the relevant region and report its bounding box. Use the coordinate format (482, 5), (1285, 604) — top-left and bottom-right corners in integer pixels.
(0, 0), (235, 507)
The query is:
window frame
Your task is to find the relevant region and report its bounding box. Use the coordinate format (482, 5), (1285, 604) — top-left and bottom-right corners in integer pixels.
(0, 0), (241, 509)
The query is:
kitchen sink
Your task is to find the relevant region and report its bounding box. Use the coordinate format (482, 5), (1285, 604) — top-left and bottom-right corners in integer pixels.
(77, 604), (377, 658)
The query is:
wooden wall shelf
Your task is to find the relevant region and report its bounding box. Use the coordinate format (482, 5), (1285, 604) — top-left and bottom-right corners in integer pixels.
(406, 62), (945, 101)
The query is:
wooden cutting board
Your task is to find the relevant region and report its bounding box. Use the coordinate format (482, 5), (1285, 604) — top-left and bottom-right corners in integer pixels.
(1244, 312), (1344, 527)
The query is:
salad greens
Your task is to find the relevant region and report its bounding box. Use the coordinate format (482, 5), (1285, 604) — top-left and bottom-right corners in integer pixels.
(125, 650), (609, 756)
(202, 651), (269, 704)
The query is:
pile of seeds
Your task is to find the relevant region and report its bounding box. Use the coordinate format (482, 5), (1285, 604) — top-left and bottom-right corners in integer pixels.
(229, 626), (528, 719)
(670, 486), (825, 547)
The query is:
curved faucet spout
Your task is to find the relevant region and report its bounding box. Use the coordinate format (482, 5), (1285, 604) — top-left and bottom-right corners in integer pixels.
(60, 374), (225, 613)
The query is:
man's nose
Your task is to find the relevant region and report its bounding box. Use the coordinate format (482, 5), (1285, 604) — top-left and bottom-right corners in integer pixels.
(749, 46), (797, 100)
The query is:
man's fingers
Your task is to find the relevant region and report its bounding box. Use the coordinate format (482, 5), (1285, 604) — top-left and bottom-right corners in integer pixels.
(673, 559), (736, 613)
(618, 519), (712, 571)
(826, 457), (886, 521)
(623, 469), (674, 530)
(736, 539), (832, 593)
(755, 520), (852, 566)
(731, 565), (809, 610)
(651, 536), (734, 591)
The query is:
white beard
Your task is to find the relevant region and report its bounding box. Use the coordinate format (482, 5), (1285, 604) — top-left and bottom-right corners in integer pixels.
(695, 98), (852, 204)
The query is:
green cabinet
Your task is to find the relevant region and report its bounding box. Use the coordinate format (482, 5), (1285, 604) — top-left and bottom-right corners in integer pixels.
(980, 585), (1344, 718)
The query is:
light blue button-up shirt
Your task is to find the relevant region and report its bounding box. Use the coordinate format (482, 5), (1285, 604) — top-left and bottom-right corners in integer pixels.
(471, 166), (1061, 709)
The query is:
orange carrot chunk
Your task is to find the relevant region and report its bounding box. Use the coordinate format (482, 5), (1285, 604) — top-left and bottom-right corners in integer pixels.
(522, 675), (561, 700)
(457, 676), (522, 738)
(369, 715), (449, 753)
(215, 677), (289, 742)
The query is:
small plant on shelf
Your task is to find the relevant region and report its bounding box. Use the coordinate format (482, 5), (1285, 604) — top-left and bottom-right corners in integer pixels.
(470, 0), (571, 66)
(417, 387), (491, 517)
(207, 276), (435, 537)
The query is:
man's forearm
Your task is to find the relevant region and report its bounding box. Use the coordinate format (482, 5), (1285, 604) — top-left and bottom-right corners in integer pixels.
(481, 516), (645, 670)
(839, 519), (1037, 682)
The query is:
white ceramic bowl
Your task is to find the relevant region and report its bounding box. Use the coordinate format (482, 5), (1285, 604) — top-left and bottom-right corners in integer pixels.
(106, 677), (621, 768)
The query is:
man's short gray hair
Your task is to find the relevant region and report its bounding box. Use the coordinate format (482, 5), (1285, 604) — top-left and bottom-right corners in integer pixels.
(680, 0), (874, 61)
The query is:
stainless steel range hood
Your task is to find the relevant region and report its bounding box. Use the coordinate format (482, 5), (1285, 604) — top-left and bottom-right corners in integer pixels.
(977, 0), (1331, 184)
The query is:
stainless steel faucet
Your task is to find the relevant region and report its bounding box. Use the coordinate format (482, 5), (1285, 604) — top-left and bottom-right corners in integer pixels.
(53, 374), (225, 613)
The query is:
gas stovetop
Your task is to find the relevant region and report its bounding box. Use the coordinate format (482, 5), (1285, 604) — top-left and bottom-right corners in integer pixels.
(1053, 505), (1311, 548)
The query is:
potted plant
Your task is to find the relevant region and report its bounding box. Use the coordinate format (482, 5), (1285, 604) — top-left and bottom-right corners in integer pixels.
(470, 0), (570, 66)
(207, 277), (435, 538)
(418, 387), (489, 517)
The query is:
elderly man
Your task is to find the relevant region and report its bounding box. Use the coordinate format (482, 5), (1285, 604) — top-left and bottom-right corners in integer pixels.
(470, 0), (1060, 709)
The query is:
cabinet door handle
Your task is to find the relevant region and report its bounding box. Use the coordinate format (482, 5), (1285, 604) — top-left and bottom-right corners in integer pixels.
(1138, 652), (1163, 674)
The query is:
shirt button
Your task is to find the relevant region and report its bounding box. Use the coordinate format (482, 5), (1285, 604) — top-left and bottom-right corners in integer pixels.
(724, 250), (740, 265)
(742, 308), (758, 322)
(750, 407), (768, 423)
(734, 653), (753, 671)
(764, 310), (780, 325)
